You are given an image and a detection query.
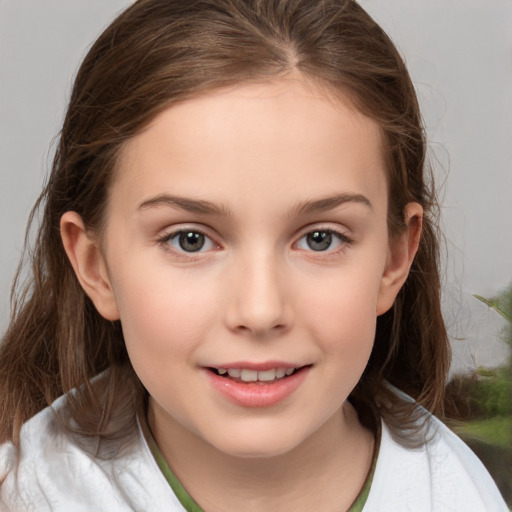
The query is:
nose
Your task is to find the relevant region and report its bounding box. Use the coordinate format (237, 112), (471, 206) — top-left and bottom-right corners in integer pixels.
(225, 251), (292, 337)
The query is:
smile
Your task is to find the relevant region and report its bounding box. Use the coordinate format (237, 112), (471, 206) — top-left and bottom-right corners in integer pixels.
(205, 365), (311, 408)
(211, 367), (297, 382)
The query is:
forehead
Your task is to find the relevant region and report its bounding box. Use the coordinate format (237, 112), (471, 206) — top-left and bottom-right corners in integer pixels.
(112, 77), (387, 216)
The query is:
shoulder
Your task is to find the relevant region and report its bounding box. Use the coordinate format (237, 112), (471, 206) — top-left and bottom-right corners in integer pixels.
(0, 394), (183, 511)
(364, 411), (508, 511)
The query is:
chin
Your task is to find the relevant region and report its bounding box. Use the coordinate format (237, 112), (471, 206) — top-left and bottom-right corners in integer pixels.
(215, 439), (297, 459)
(204, 422), (310, 460)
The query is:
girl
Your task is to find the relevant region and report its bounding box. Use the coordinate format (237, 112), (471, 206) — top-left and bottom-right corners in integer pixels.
(0, 0), (507, 510)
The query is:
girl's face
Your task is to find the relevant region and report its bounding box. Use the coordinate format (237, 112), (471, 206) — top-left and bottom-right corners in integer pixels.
(64, 77), (419, 458)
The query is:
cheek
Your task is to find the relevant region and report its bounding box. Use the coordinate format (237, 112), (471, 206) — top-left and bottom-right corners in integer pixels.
(299, 265), (382, 357)
(300, 281), (377, 414)
(308, 296), (377, 356)
(111, 267), (218, 358)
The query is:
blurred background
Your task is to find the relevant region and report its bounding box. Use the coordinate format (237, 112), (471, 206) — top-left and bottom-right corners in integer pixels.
(1, 0), (511, 501)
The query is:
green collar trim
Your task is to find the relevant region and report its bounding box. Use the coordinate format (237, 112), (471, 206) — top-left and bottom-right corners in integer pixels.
(347, 432), (379, 512)
(149, 429), (379, 512)
(149, 436), (203, 512)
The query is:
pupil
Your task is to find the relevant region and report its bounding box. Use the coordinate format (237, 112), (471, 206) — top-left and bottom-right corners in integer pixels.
(179, 232), (205, 252)
(307, 231), (332, 251)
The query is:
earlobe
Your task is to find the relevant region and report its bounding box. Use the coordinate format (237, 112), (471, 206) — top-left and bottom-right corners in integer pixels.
(60, 212), (120, 321)
(376, 202), (423, 315)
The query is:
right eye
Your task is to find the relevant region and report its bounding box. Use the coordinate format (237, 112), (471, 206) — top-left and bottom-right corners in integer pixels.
(160, 230), (217, 253)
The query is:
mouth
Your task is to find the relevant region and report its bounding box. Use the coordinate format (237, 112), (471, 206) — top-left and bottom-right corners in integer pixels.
(207, 366), (307, 383)
(205, 364), (312, 407)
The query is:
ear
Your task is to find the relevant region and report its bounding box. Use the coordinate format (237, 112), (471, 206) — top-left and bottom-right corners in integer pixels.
(60, 211), (120, 321)
(376, 202), (423, 316)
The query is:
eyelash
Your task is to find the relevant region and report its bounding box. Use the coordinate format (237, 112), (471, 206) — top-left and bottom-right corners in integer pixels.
(157, 227), (219, 257)
(294, 227), (352, 255)
(157, 226), (352, 258)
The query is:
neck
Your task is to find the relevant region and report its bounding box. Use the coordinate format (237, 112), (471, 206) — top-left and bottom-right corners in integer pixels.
(148, 402), (375, 512)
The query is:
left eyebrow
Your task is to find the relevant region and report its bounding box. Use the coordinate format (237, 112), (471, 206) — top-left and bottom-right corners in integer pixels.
(291, 193), (373, 216)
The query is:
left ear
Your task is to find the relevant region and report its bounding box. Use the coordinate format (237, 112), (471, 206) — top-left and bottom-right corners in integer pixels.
(376, 202), (423, 315)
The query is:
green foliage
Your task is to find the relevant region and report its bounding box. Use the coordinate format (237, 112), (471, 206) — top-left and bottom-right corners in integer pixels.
(454, 416), (512, 449)
(474, 294), (511, 322)
(448, 283), (512, 506)
(474, 282), (512, 347)
(446, 366), (511, 420)
(464, 283), (512, 419)
(474, 366), (512, 417)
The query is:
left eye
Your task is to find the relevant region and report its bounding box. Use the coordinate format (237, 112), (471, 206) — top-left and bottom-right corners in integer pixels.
(164, 230), (216, 253)
(296, 230), (346, 252)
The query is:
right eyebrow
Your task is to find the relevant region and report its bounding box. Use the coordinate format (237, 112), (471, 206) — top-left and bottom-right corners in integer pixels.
(137, 194), (231, 216)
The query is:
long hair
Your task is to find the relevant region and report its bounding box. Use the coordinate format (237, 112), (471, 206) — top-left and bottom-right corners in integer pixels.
(0, 0), (449, 447)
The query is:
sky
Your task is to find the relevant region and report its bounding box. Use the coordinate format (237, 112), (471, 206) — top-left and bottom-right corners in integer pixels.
(0, 0), (511, 373)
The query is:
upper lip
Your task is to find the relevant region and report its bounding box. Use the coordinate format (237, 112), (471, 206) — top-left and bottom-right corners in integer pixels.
(205, 361), (306, 371)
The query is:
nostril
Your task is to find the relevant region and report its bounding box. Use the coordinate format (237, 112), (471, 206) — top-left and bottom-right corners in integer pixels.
(224, 284), (292, 335)
(234, 322), (288, 337)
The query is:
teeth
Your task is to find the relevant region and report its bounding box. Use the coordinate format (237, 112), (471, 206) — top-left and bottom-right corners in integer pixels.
(258, 369), (276, 381)
(240, 369), (258, 382)
(218, 367), (297, 382)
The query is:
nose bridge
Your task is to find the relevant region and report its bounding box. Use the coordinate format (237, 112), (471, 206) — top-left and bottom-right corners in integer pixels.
(226, 246), (291, 336)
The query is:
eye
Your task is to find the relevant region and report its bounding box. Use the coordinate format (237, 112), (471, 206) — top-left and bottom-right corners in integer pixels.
(161, 230), (217, 253)
(295, 229), (349, 252)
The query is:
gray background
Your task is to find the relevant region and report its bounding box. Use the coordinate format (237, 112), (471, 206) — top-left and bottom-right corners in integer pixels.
(1, 0), (511, 374)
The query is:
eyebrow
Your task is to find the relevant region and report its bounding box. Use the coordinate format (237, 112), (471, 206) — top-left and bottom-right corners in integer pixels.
(138, 194), (231, 216)
(137, 192), (372, 216)
(291, 193), (373, 216)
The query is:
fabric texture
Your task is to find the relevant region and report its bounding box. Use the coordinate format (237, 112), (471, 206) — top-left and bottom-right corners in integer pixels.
(0, 392), (508, 511)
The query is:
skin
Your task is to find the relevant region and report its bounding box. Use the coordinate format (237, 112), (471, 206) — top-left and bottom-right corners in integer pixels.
(61, 76), (422, 512)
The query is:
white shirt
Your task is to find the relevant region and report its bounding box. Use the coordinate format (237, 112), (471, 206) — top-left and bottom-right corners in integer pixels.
(0, 393), (507, 511)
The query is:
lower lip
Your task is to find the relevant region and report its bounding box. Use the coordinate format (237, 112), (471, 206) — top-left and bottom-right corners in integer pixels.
(204, 367), (310, 408)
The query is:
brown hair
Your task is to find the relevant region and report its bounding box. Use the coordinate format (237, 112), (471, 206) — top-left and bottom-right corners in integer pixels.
(0, 0), (449, 447)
